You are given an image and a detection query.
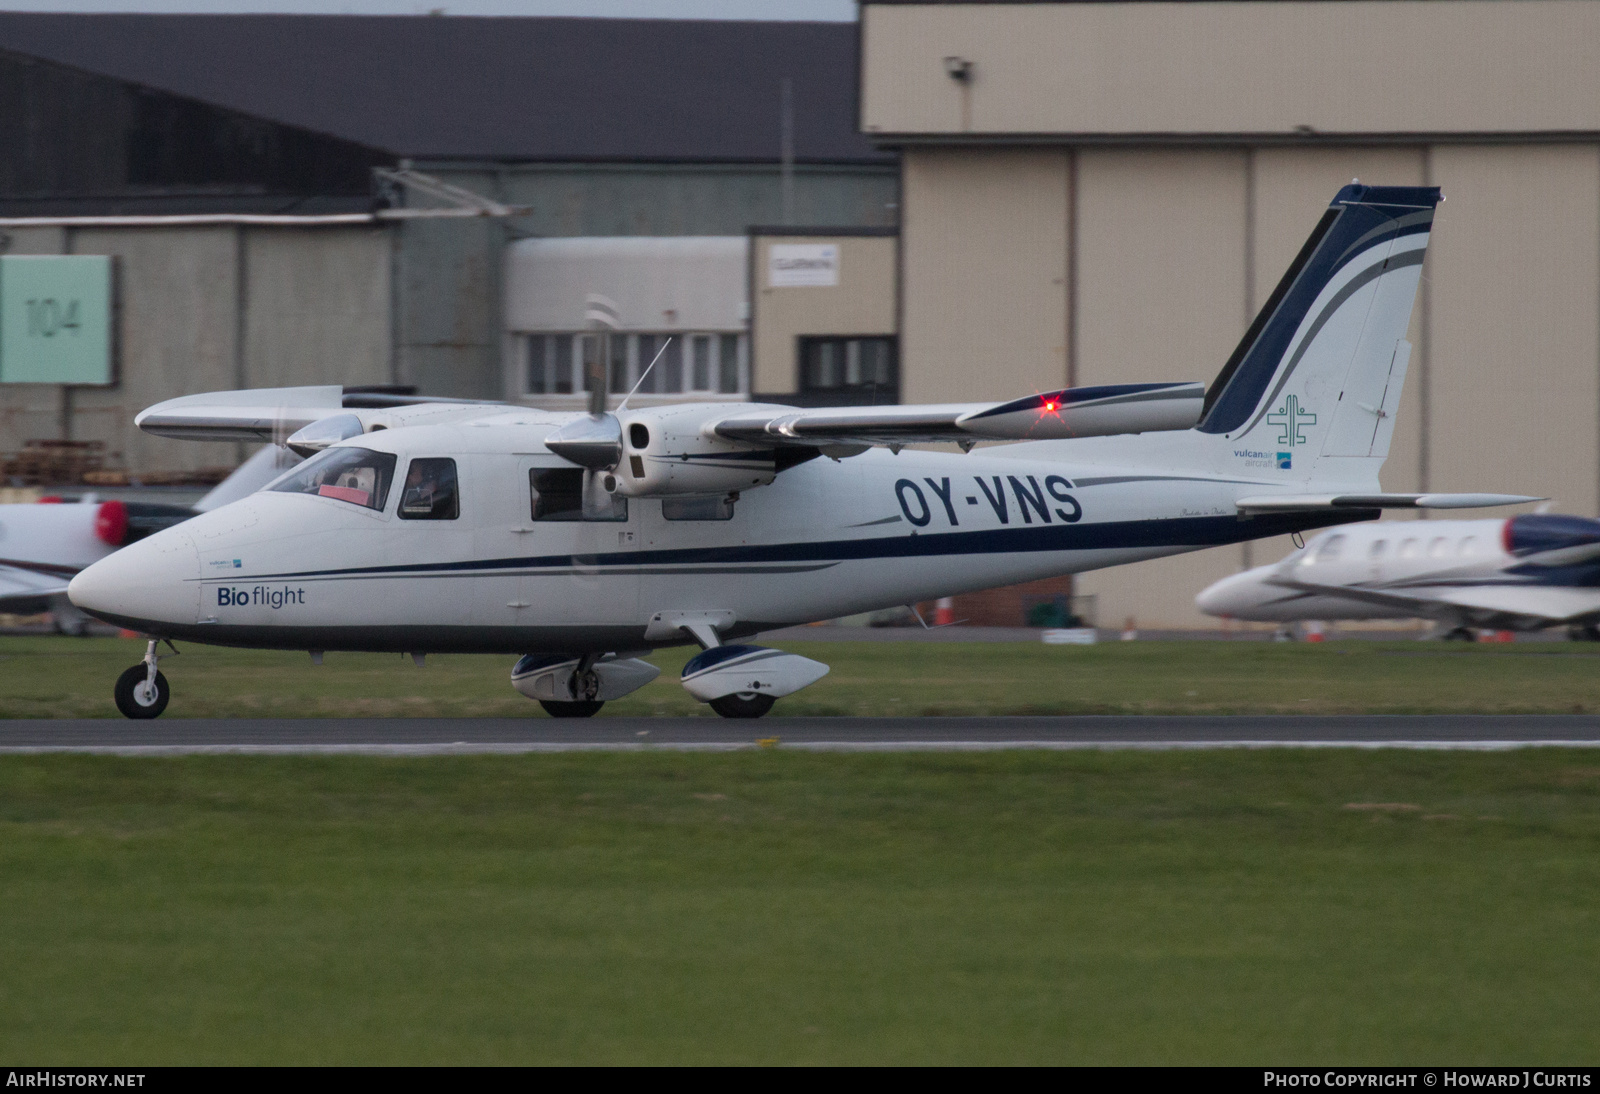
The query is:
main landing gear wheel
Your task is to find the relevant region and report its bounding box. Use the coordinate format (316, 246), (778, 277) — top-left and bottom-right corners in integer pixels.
(114, 664), (170, 720)
(539, 699), (604, 718)
(709, 692), (775, 719)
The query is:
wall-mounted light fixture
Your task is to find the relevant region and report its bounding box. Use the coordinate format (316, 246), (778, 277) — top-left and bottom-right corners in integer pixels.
(943, 56), (973, 83)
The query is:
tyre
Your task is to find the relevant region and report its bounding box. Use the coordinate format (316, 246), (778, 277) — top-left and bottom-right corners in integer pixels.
(709, 692), (775, 719)
(114, 665), (170, 720)
(539, 699), (604, 718)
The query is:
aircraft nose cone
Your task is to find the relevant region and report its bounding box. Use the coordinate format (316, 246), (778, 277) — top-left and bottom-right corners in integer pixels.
(69, 527), (200, 631)
(1195, 569), (1270, 619)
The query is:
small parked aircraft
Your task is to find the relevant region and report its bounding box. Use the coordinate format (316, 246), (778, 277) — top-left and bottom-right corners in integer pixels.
(1197, 514), (1600, 640)
(68, 184), (1536, 718)
(0, 447), (297, 632)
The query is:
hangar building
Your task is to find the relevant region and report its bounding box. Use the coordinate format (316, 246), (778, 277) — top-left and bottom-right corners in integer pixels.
(859, 0), (1600, 628)
(0, 13), (896, 473)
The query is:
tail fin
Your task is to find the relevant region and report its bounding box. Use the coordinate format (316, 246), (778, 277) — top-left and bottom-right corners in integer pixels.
(1198, 183), (1440, 483)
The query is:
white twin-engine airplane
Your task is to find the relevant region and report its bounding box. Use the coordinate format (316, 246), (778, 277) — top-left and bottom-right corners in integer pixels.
(1197, 514), (1600, 640)
(68, 184), (1537, 719)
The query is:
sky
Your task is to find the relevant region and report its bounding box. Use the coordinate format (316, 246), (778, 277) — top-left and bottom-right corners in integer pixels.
(0, 0), (856, 17)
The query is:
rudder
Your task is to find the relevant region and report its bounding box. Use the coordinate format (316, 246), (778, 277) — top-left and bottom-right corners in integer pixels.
(1197, 184), (1440, 483)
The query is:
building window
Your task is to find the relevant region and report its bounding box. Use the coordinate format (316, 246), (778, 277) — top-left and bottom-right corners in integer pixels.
(525, 333), (575, 395)
(798, 336), (898, 405)
(522, 332), (747, 398)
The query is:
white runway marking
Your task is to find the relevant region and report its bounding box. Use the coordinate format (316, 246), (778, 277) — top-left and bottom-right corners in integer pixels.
(3, 739), (1600, 756)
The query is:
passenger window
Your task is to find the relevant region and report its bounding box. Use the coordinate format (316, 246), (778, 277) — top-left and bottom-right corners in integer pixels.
(1315, 534), (1346, 561)
(1459, 537), (1477, 556)
(662, 496), (736, 521)
(1400, 538), (1421, 559)
(270, 446), (396, 512)
(529, 468), (627, 522)
(1429, 536), (1450, 558)
(1369, 539), (1388, 559)
(398, 458), (459, 520)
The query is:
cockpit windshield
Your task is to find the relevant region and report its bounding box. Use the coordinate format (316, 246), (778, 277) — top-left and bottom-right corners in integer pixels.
(270, 447), (397, 512)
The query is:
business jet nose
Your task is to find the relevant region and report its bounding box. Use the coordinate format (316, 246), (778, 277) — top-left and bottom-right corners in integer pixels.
(1195, 569), (1275, 619)
(68, 526), (200, 631)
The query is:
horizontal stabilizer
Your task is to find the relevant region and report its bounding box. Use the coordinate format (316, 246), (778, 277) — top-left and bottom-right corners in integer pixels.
(712, 382), (1204, 448)
(1237, 493), (1542, 513)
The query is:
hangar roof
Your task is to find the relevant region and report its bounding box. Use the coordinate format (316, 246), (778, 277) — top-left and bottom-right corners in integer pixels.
(0, 13), (888, 165)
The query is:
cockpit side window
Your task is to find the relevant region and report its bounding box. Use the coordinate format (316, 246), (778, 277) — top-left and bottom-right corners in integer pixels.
(529, 468), (627, 522)
(1315, 534), (1346, 561)
(399, 458), (460, 520)
(270, 447), (396, 512)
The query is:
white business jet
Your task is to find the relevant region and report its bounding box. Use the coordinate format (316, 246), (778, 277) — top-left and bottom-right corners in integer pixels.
(1197, 514), (1600, 639)
(0, 447), (297, 633)
(68, 184), (1536, 719)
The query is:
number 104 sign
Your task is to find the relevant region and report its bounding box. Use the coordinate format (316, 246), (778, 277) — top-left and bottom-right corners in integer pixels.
(0, 255), (112, 385)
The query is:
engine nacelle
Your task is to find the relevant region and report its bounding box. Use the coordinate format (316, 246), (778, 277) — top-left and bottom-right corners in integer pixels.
(613, 405), (776, 498)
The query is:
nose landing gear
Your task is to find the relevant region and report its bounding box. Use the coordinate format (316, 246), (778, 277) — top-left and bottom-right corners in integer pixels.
(114, 639), (170, 719)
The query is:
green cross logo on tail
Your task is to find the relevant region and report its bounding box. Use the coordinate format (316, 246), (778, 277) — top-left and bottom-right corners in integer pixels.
(1267, 395), (1317, 446)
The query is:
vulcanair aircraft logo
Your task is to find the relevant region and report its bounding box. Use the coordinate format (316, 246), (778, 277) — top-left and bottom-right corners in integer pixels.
(1267, 395), (1317, 447)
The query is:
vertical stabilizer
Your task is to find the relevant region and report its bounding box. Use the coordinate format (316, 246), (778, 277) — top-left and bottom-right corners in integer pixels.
(1197, 184), (1440, 484)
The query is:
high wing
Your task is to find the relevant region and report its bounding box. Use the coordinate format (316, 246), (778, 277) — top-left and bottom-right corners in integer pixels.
(135, 381), (1209, 462)
(711, 382), (1205, 447)
(135, 386), (502, 452)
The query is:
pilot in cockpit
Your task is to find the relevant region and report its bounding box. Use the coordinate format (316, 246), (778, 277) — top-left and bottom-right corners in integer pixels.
(399, 458), (459, 520)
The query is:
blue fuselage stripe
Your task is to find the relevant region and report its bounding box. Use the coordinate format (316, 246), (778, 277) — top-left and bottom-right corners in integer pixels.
(247, 510), (1368, 581)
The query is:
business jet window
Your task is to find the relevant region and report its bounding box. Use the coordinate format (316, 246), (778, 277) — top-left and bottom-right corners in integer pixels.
(662, 496), (736, 521)
(1459, 537), (1478, 557)
(271, 447), (396, 512)
(399, 458), (459, 520)
(1369, 540), (1388, 559)
(1429, 537), (1450, 558)
(1400, 538), (1422, 559)
(529, 468), (627, 522)
(1316, 534), (1347, 561)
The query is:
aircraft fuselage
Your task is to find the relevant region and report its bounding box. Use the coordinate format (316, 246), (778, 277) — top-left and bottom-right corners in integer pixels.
(70, 419), (1358, 654)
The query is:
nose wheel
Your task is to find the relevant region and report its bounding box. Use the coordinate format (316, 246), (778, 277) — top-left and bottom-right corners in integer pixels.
(114, 640), (171, 719)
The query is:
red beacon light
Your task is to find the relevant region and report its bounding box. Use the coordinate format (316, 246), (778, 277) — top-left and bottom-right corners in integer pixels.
(1042, 400), (1058, 413)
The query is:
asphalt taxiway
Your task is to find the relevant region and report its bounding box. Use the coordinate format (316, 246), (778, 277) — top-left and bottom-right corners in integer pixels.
(2, 715), (1600, 753)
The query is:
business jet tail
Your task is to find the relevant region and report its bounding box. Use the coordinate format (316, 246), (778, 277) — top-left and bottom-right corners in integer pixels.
(1197, 183), (1438, 487)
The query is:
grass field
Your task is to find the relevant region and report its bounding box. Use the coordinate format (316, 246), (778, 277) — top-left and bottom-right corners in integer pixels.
(1, 749), (1598, 1064)
(5, 634), (1600, 718)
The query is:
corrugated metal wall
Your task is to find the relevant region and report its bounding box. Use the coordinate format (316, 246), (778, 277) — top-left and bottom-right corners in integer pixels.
(0, 224), (391, 474)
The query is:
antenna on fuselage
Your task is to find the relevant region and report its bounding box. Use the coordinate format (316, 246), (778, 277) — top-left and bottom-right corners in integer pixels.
(616, 337), (673, 414)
